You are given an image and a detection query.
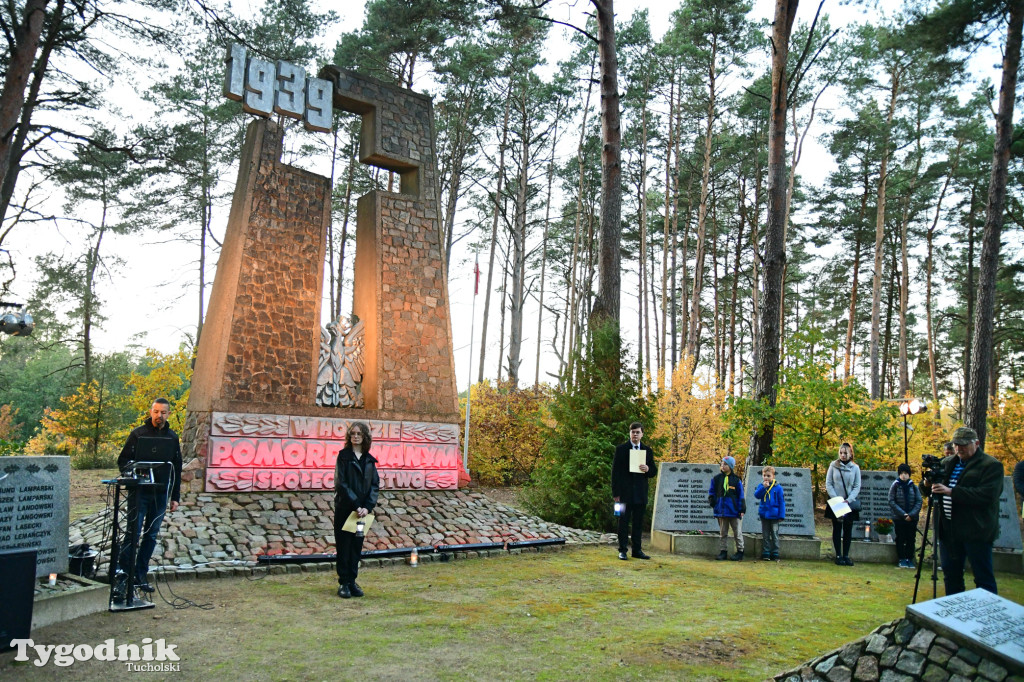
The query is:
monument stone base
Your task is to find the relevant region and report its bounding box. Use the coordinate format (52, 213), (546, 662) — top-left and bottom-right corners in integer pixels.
(651, 530), (822, 560)
(31, 574), (108, 630)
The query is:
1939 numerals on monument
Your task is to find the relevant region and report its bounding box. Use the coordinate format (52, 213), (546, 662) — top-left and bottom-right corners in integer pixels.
(222, 43), (332, 133)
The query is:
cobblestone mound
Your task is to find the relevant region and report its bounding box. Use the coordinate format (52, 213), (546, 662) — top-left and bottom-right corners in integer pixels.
(774, 616), (1023, 682)
(70, 490), (612, 578)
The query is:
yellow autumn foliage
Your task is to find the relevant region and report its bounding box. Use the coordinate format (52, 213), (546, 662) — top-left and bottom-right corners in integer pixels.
(986, 388), (1024, 473)
(461, 380), (552, 486)
(653, 359), (728, 463)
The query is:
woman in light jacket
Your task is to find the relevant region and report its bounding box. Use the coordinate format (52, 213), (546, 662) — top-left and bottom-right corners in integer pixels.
(825, 442), (861, 566)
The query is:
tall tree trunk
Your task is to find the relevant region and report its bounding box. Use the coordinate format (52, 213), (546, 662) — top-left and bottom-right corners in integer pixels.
(898, 115), (925, 397)
(728, 176), (746, 397)
(0, 0), (49, 205)
(748, 0), (798, 467)
(535, 100), (561, 388)
(478, 86), (512, 383)
(566, 55), (597, 379)
(675, 165), (690, 368)
(498, 232), (511, 381)
(661, 70), (676, 383)
(687, 36), (718, 361)
(869, 69), (901, 399)
(639, 75), (650, 388)
(589, 0), (623, 333)
(507, 94), (530, 384)
(963, 192), (977, 419)
(966, 0), (1023, 445)
(882, 243), (897, 397)
(749, 150), (763, 382)
(711, 204), (722, 388)
(84, 215), (107, 386)
(844, 171), (871, 381)
(926, 139), (961, 422)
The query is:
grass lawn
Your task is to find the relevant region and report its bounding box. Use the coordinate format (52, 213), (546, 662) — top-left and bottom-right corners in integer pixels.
(4, 545), (1023, 681)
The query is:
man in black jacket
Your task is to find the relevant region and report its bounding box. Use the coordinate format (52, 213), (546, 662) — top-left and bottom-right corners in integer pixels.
(921, 426), (1004, 595)
(115, 398), (183, 598)
(611, 422), (657, 560)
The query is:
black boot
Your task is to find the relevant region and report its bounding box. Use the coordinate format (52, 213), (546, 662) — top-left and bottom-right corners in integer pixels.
(730, 550), (744, 561)
(337, 584), (352, 599)
(715, 550), (728, 560)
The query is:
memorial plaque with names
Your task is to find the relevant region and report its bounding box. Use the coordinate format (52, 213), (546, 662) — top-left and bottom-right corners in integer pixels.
(854, 470), (897, 540)
(907, 589), (1024, 672)
(741, 467), (816, 537)
(0, 456), (70, 578)
(996, 477), (1023, 551)
(652, 463), (720, 533)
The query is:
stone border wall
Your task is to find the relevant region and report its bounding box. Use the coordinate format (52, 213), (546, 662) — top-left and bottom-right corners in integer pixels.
(69, 490), (612, 580)
(773, 616), (1023, 682)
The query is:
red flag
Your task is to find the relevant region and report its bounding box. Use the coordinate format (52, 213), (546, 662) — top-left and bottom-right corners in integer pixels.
(474, 261), (480, 295)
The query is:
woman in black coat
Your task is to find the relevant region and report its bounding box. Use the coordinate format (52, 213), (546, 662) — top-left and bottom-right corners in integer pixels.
(333, 421), (380, 599)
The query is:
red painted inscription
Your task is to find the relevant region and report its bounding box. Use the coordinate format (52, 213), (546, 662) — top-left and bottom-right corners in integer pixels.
(205, 412), (462, 492)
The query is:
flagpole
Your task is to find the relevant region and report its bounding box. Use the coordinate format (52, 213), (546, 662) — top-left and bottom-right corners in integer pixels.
(463, 255), (480, 473)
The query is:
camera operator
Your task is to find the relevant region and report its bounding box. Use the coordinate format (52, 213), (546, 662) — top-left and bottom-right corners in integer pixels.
(920, 427), (1004, 595)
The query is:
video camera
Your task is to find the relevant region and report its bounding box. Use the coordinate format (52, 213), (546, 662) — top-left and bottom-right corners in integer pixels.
(921, 454), (946, 485)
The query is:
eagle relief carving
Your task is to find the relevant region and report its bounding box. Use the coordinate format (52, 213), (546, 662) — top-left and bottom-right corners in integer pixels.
(316, 316), (365, 407)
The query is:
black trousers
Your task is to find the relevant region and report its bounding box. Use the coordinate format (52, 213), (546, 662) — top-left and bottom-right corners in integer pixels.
(334, 511), (364, 585)
(894, 517), (917, 561)
(617, 502), (646, 554)
(832, 514), (854, 558)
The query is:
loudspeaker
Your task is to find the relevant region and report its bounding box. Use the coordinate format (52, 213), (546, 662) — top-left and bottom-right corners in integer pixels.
(0, 549), (36, 651)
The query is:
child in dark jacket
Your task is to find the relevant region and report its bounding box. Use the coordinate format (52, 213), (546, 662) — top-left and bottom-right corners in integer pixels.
(709, 456), (746, 561)
(888, 463), (922, 569)
(754, 466), (786, 561)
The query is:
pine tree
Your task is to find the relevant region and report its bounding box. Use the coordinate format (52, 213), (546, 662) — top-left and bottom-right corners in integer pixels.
(523, 322), (660, 530)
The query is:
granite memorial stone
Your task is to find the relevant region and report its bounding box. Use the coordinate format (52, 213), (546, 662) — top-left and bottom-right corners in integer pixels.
(907, 588), (1024, 671)
(855, 470), (897, 540)
(741, 466), (816, 536)
(652, 463), (720, 533)
(0, 456), (70, 578)
(996, 477), (1023, 551)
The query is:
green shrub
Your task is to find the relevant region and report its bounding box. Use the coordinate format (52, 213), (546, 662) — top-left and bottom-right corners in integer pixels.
(523, 322), (661, 531)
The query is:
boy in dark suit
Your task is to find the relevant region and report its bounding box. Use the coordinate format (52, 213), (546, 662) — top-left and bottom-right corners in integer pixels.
(611, 422), (657, 560)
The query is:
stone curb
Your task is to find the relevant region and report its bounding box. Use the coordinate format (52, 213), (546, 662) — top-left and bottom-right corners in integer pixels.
(773, 617), (1023, 682)
(69, 489), (615, 580)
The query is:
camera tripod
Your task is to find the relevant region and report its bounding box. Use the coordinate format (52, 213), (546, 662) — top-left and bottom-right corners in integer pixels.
(911, 488), (944, 604)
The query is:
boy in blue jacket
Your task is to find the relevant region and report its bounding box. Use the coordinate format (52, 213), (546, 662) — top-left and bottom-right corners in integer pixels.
(709, 456), (746, 561)
(754, 466), (786, 561)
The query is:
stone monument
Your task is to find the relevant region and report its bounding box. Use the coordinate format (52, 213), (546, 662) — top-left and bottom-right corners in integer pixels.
(182, 48), (462, 493)
(651, 463), (719, 534)
(858, 470), (1022, 550)
(741, 466), (816, 537)
(853, 470), (896, 540)
(907, 589), (1024, 673)
(0, 456), (70, 577)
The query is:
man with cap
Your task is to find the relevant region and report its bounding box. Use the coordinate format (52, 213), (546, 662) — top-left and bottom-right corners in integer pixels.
(709, 456), (746, 561)
(611, 422), (657, 560)
(921, 426), (1004, 595)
